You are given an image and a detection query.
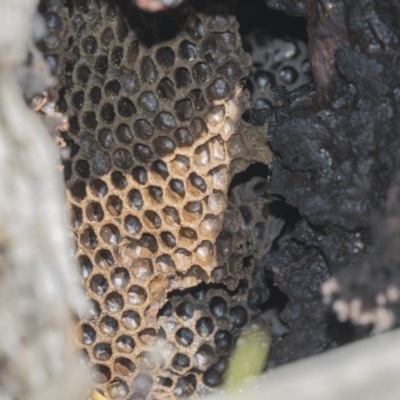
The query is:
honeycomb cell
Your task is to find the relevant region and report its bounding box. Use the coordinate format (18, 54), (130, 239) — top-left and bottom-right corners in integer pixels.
(207, 78), (230, 101)
(174, 128), (193, 147)
(133, 119), (154, 140)
(76, 64), (90, 84)
(214, 330), (232, 353)
(114, 358), (136, 377)
(179, 40), (197, 62)
(185, 15), (205, 41)
(140, 57), (158, 84)
(93, 343), (112, 361)
(138, 351), (158, 371)
(106, 195), (122, 216)
(124, 215), (142, 235)
(81, 323), (96, 345)
(116, 124), (133, 144)
(127, 285), (147, 306)
(151, 160), (169, 179)
(210, 297), (228, 318)
(101, 103), (116, 124)
(111, 46), (123, 66)
(144, 211), (162, 229)
(206, 105), (225, 128)
(128, 189), (144, 210)
(78, 255), (92, 279)
(100, 316), (119, 336)
(189, 173), (207, 192)
(279, 66), (299, 85)
(161, 231), (176, 248)
(122, 310), (141, 330)
(170, 156), (190, 176)
(139, 328), (157, 345)
(184, 201), (203, 215)
(153, 136), (176, 156)
(118, 97), (136, 117)
(169, 179), (185, 198)
(174, 375), (196, 398)
(174, 67), (191, 88)
(105, 292), (124, 313)
(157, 78), (175, 101)
(132, 166), (148, 185)
(193, 62), (212, 84)
(189, 269), (209, 287)
(158, 301), (172, 317)
(172, 353), (190, 371)
(111, 171), (127, 189)
(101, 27), (115, 47)
(138, 91), (159, 114)
(69, 115), (80, 135)
(83, 111), (98, 130)
(91, 365), (111, 384)
(71, 205), (83, 229)
(154, 112), (176, 131)
(80, 227), (98, 250)
(190, 117), (208, 138)
(72, 90), (84, 110)
(131, 258), (154, 279)
(116, 335), (135, 354)
(175, 328), (194, 347)
(155, 254), (175, 273)
(195, 344), (215, 371)
(113, 148), (133, 169)
(218, 60), (244, 84)
(139, 233), (158, 253)
(148, 186), (163, 203)
(254, 70), (275, 90)
(82, 35), (98, 54)
(189, 89), (207, 111)
(100, 224), (121, 245)
(229, 305), (249, 329)
(105, 79), (122, 98)
(174, 99), (194, 121)
(108, 379), (129, 400)
(90, 274), (108, 296)
(111, 267), (130, 289)
(94, 55), (108, 74)
(179, 228), (198, 242)
(89, 86), (102, 104)
(158, 377), (173, 388)
(156, 47), (175, 68)
(176, 301), (194, 320)
(86, 299), (101, 321)
(133, 374), (153, 396)
(196, 317), (214, 337)
(92, 151), (112, 176)
(86, 201), (104, 222)
(64, 161), (72, 182)
(98, 128), (115, 149)
(133, 144), (153, 163)
(203, 366), (223, 388)
(95, 249), (114, 269)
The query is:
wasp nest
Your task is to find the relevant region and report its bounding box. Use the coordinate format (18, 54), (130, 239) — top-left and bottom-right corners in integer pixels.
(51, 0), (273, 398)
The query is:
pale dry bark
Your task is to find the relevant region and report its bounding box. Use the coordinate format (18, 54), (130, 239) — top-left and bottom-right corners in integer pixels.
(0, 1), (88, 399)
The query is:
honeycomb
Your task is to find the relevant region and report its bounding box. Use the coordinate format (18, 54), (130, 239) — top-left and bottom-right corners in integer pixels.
(243, 29), (312, 109)
(53, 0), (273, 398)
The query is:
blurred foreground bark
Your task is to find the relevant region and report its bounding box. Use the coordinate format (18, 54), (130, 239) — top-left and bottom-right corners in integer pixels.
(0, 1), (88, 399)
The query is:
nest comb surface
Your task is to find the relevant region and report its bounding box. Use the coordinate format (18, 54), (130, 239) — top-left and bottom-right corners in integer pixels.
(243, 28), (312, 109)
(49, 0), (273, 398)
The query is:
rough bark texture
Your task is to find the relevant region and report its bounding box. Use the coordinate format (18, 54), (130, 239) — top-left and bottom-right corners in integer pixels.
(0, 1), (87, 399)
